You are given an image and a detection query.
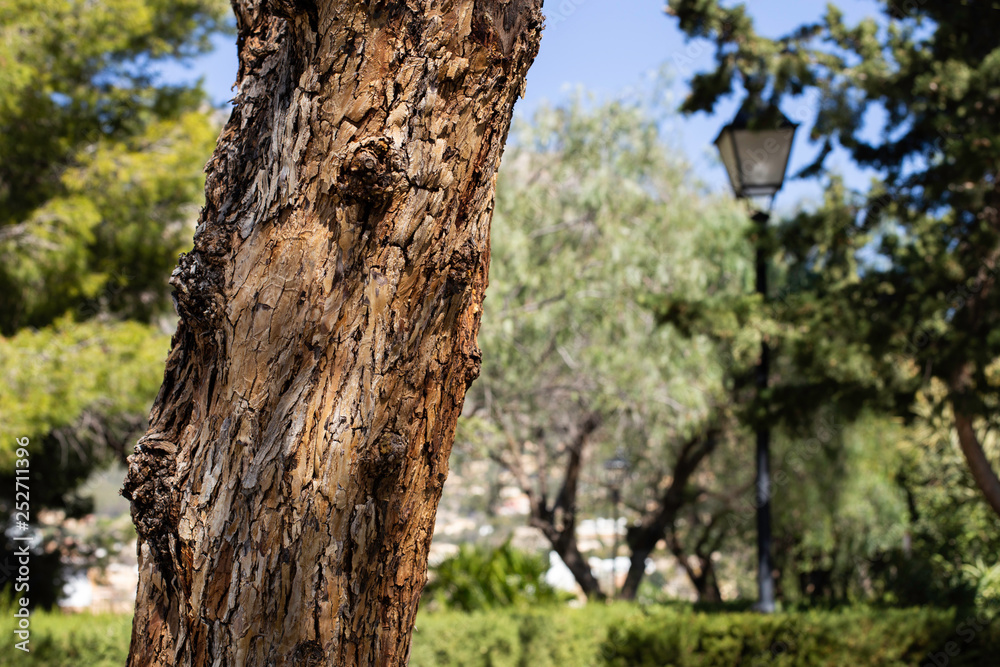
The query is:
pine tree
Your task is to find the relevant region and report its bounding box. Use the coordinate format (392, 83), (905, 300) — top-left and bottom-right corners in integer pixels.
(665, 0), (1000, 520)
(0, 0), (229, 606)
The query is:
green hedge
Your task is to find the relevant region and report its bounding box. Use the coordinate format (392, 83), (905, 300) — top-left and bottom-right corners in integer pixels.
(601, 607), (998, 667)
(0, 604), (994, 666)
(409, 605), (636, 667)
(412, 606), (998, 667)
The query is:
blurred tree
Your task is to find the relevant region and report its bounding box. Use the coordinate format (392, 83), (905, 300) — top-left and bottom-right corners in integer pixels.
(878, 381), (1000, 609)
(0, 0), (228, 477)
(459, 93), (757, 601)
(0, 0), (230, 607)
(663, 0), (1000, 517)
(648, 248), (911, 607)
(655, 0), (1000, 606)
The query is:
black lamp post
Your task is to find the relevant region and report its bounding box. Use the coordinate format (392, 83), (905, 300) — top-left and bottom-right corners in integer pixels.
(603, 449), (630, 599)
(714, 97), (797, 614)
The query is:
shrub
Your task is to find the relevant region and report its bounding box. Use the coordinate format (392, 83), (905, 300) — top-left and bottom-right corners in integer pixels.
(422, 540), (570, 612)
(409, 604), (636, 667)
(3, 602), (996, 666)
(0, 603), (131, 667)
(600, 606), (1000, 667)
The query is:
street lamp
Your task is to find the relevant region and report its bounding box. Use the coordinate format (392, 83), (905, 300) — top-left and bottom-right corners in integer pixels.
(603, 449), (630, 599)
(715, 97), (798, 204)
(714, 96), (798, 614)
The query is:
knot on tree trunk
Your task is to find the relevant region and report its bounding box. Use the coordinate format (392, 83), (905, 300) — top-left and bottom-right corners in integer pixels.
(169, 251), (224, 328)
(338, 138), (408, 205)
(358, 431), (410, 491)
(121, 437), (179, 572)
(472, 0), (544, 59)
(464, 345), (483, 389)
(291, 640), (325, 666)
(263, 0), (315, 20)
(445, 242), (479, 296)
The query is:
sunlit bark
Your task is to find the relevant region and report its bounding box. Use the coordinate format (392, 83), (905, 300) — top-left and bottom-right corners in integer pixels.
(122, 2), (543, 664)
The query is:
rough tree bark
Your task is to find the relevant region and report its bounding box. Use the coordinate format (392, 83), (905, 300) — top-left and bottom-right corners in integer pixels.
(121, 2), (544, 664)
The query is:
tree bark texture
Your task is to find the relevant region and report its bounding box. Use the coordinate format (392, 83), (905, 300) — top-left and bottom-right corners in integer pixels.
(121, 2), (543, 665)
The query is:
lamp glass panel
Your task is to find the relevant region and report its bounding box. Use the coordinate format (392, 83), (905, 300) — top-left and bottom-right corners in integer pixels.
(715, 129), (742, 197)
(731, 127), (795, 196)
(604, 458), (628, 488)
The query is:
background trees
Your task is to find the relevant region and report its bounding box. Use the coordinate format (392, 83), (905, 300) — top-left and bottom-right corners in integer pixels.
(658, 0), (1000, 606)
(664, 0), (1000, 521)
(456, 12), (1000, 601)
(457, 94), (758, 601)
(0, 0), (229, 606)
(0, 0), (997, 630)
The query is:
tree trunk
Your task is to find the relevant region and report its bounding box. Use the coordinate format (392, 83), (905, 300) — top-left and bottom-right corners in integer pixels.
(494, 412), (606, 599)
(666, 532), (721, 603)
(952, 402), (1000, 519)
(121, 2), (543, 665)
(687, 558), (722, 603)
(533, 522), (606, 600)
(619, 543), (654, 601)
(618, 431), (719, 600)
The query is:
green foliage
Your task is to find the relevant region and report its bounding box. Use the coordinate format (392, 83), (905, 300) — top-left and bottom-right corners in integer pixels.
(0, 319), (169, 606)
(664, 0), (1000, 601)
(0, 110), (221, 329)
(423, 541), (569, 612)
(0, 320), (170, 471)
(854, 383), (1000, 609)
(410, 605), (636, 667)
(458, 92), (755, 595)
(601, 607), (999, 667)
(5, 604), (995, 666)
(0, 0), (227, 477)
(477, 92), (750, 440)
(664, 0), (1000, 462)
(0, 603), (133, 667)
(0, 0), (228, 609)
(787, 414), (924, 600)
(963, 559), (1000, 619)
(0, 0), (228, 236)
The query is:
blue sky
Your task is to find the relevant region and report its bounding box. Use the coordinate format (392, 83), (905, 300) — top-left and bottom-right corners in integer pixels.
(165, 0), (889, 213)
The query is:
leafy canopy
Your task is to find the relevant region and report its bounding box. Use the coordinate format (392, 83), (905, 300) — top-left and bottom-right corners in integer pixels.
(664, 0), (1000, 418)
(0, 0), (229, 476)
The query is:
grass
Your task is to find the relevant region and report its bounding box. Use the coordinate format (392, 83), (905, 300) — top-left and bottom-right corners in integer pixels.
(0, 602), (132, 667)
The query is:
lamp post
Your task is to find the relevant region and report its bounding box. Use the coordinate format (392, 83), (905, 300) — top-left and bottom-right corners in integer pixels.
(714, 96), (797, 614)
(603, 449), (630, 599)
